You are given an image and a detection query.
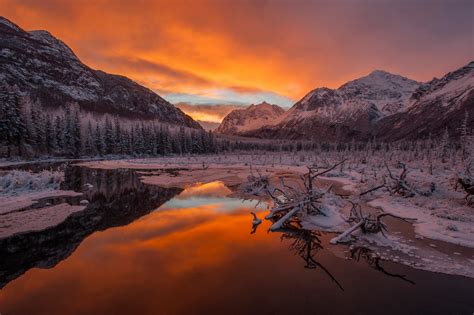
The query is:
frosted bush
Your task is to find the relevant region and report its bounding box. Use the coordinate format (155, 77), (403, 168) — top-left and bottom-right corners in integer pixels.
(0, 170), (64, 195)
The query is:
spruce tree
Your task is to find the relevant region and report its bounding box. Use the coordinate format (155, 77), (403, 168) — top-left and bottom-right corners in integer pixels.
(0, 84), (27, 156)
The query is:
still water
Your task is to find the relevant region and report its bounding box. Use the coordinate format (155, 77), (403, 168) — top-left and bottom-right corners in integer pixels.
(0, 166), (473, 314)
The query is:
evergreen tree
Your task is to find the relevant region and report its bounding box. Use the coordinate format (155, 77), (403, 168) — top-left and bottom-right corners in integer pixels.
(83, 120), (95, 156)
(96, 123), (106, 156)
(113, 116), (122, 155)
(0, 84), (27, 156)
(54, 115), (64, 152)
(44, 114), (55, 155)
(71, 108), (82, 157)
(104, 115), (114, 155)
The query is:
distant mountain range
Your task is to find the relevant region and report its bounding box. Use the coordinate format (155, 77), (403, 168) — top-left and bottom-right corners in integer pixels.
(0, 17), (201, 129)
(217, 62), (473, 141)
(216, 101), (285, 135)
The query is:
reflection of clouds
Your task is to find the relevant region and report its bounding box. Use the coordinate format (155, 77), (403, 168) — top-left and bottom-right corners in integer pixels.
(0, 205), (275, 314)
(162, 181), (263, 212)
(177, 181), (232, 199)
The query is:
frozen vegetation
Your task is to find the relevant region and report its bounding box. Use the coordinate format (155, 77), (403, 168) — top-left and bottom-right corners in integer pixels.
(0, 169), (63, 194)
(0, 168), (83, 237)
(76, 143), (474, 277)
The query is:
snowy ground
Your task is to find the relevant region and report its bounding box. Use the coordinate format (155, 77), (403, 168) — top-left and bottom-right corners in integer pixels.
(78, 153), (474, 278)
(0, 169), (83, 238)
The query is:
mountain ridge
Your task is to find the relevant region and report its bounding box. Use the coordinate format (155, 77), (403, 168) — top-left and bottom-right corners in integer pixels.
(216, 101), (285, 135)
(242, 62), (473, 141)
(0, 16), (201, 129)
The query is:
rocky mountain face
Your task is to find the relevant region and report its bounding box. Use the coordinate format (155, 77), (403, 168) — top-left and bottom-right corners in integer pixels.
(247, 62), (473, 141)
(251, 70), (420, 141)
(377, 61), (474, 140)
(0, 17), (201, 129)
(216, 101), (285, 135)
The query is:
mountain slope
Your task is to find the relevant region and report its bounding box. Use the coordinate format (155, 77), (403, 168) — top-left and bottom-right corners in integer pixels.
(250, 70), (420, 141)
(0, 17), (200, 128)
(248, 63), (473, 141)
(216, 102), (285, 135)
(377, 61), (474, 140)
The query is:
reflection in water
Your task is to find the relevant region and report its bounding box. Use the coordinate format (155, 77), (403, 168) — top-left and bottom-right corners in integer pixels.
(1, 167), (473, 314)
(350, 247), (415, 285)
(273, 223), (344, 291)
(0, 166), (182, 288)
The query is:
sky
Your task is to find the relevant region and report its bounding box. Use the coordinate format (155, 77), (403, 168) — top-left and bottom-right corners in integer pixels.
(1, 0), (473, 123)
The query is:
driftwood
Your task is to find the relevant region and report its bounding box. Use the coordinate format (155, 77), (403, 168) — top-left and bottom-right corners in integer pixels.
(359, 161), (435, 198)
(242, 167), (270, 195)
(330, 201), (416, 244)
(266, 160), (347, 231)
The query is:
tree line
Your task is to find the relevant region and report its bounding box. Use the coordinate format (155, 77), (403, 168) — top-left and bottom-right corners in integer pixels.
(1, 82), (472, 160)
(0, 84), (217, 158)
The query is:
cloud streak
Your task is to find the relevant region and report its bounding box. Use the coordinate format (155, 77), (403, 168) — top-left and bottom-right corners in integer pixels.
(1, 0), (472, 108)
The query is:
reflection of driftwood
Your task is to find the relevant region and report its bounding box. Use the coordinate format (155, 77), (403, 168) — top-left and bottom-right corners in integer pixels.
(330, 201), (416, 244)
(275, 225), (344, 291)
(351, 247), (415, 285)
(266, 160), (346, 231)
(249, 212), (262, 234)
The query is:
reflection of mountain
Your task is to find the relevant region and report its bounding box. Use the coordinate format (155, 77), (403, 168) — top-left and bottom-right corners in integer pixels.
(0, 166), (182, 289)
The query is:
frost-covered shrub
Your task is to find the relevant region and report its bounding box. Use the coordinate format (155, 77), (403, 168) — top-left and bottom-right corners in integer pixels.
(0, 170), (64, 195)
(447, 224), (459, 232)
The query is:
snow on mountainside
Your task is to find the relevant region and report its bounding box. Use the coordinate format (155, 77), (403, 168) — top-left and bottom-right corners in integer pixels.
(286, 69), (420, 124)
(216, 102), (285, 135)
(0, 16), (200, 129)
(377, 61), (474, 141)
(250, 69), (420, 140)
(247, 62), (473, 141)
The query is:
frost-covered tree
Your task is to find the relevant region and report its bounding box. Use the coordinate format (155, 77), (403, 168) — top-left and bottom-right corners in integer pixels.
(54, 115), (64, 151)
(83, 120), (95, 156)
(44, 114), (55, 155)
(94, 123), (105, 156)
(0, 84), (27, 156)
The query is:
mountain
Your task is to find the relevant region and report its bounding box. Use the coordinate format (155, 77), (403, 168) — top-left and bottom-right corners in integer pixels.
(248, 62), (473, 141)
(377, 61), (474, 140)
(0, 17), (200, 129)
(250, 70), (420, 141)
(215, 101), (285, 135)
(197, 120), (220, 131)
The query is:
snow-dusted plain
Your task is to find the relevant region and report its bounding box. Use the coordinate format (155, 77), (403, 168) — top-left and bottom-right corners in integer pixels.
(0, 169), (83, 237)
(77, 150), (474, 278)
(1, 147), (473, 278)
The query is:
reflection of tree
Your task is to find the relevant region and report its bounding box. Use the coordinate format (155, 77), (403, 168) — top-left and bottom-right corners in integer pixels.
(350, 247), (415, 285)
(274, 223), (344, 291)
(0, 166), (182, 289)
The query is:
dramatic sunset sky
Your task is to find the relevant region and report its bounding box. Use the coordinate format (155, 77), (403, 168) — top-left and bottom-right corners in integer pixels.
(1, 0), (472, 123)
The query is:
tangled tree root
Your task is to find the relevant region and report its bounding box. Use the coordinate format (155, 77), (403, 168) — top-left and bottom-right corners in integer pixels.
(330, 201), (416, 244)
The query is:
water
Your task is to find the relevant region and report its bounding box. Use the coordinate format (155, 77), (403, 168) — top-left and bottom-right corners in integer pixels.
(0, 165), (473, 314)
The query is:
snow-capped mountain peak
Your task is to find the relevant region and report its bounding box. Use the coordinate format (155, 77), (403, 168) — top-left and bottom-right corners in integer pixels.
(216, 102), (285, 135)
(285, 69), (420, 129)
(245, 61), (473, 141)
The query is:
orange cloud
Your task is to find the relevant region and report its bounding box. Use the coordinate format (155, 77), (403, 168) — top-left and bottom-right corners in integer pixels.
(175, 103), (245, 123)
(0, 0), (472, 107)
